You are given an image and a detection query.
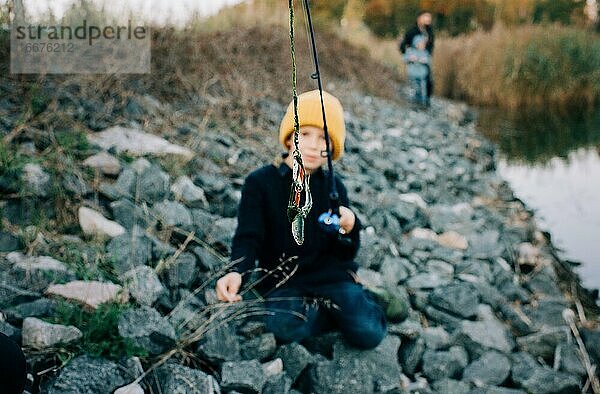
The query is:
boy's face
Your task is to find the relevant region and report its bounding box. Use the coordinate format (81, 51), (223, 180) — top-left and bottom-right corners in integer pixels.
(286, 125), (329, 173)
(416, 40), (426, 50)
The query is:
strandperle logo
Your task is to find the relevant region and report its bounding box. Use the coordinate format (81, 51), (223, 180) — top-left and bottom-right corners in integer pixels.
(13, 19), (148, 46)
(10, 13), (151, 74)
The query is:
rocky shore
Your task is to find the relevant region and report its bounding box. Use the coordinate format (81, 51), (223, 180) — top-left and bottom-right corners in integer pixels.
(1, 84), (599, 393)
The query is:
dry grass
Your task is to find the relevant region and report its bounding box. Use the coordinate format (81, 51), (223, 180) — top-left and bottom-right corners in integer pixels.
(433, 24), (600, 113)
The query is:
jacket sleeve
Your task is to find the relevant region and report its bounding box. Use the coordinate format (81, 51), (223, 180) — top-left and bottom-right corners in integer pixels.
(229, 173), (265, 275)
(399, 28), (414, 54)
(330, 176), (361, 261)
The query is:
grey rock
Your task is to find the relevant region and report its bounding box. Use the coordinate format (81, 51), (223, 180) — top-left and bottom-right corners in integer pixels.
(22, 163), (50, 197)
(332, 335), (402, 392)
(469, 387), (526, 394)
(406, 272), (452, 289)
(421, 346), (468, 381)
(46, 355), (128, 394)
(423, 326), (450, 350)
(106, 228), (153, 275)
(153, 200), (193, 230)
(138, 164), (170, 203)
(379, 256), (410, 285)
(155, 362), (220, 394)
(554, 343), (586, 376)
(221, 359), (267, 394)
(162, 252), (197, 288)
(205, 217), (237, 253)
(275, 342), (314, 382)
(117, 306), (176, 355)
(517, 367), (581, 394)
(388, 318), (423, 340)
(22, 317), (82, 349)
(452, 318), (515, 359)
(0, 231), (21, 252)
(399, 337), (426, 375)
(462, 351), (511, 386)
(522, 300), (570, 330)
(431, 378), (471, 394)
(240, 333), (277, 361)
(307, 357), (373, 394)
(100, 167), (137, 200)
(122, 265), (166, 306)
(197, 323), (241, 364)
(429, 282), (479, 319)
(8, 252), (73, 292)
(193, 246), (223, 272)
(171, 176), (209, 208)
(424, 305), (464, 330)
(581, 328), (600, 365)
(110, 199), (155, 230)
(466, 230), (504, 259)
(262, 373), (292, 394)
(516, 326), (570, 360)
(0, 282), (40, 309)
(4, 298), (57, 323)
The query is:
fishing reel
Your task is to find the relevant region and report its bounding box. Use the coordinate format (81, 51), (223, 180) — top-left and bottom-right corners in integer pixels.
(318, 210), (354, 246)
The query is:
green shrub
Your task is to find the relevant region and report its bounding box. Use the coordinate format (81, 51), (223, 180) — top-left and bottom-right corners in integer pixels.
(48, 301), (147, 360)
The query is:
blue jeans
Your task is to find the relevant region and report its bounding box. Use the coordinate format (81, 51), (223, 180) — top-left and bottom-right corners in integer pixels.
(264, 281), (387, 350)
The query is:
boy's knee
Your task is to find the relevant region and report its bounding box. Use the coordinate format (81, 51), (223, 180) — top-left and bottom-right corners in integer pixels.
(342, 323), (387, 350)
(265, 314), (312, 344)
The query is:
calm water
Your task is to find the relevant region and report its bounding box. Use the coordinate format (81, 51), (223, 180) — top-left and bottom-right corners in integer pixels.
(476, 109), (600, 290)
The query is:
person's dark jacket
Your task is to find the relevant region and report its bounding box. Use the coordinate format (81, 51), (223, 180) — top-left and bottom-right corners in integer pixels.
(230, 159), (361, 294)
(399, 24), (434, 54)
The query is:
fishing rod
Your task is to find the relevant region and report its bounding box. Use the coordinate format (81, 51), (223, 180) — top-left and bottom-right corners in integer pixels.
(301, 0), (351, 241)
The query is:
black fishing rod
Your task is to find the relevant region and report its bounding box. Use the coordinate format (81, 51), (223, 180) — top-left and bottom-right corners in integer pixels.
(301, 0), (351, 239)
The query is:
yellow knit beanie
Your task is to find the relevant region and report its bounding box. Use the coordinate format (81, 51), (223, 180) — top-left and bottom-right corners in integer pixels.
(279, 90), (346, 161)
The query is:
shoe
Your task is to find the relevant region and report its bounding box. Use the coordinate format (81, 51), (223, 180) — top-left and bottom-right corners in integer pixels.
(365, 286), (410, 323)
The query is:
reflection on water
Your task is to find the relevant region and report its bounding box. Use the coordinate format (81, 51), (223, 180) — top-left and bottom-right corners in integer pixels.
(477, 109), (600, 290)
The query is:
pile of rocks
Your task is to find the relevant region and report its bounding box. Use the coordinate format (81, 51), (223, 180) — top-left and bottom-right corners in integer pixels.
(1, 90), (599, 393)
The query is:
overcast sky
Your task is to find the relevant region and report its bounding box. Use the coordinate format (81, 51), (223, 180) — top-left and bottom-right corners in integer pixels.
(5, 0), (246, 25)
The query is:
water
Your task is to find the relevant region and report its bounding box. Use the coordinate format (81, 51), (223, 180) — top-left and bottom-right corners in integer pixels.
(476, 108), (600, 290)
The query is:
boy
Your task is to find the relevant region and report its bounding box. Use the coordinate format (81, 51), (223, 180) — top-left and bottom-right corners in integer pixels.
(215, 90), (387, 349)
(403, 34), (431, 106)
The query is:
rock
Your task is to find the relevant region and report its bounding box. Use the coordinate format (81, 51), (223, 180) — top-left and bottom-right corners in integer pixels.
(431, 378), (471, 394)
(452, 318), (514, 359)
(22, 317), (82, 349)
(516, 326), (570, 360)
(221, 359), (267, 394)
(517, 242), (539, 265)
(0, 282), (39, 309)
(82, 151), (122, 175)
(46, 280), (126, 309)
(331, 335), (402, 392)
(522, 300), (569, 330)
(7, 252), (73, 292)
(99, 168), (137, 200)
(0, 320), (21, 342)
(517, 366), (581, 394)
(4, 298), (57, 323)
(263, 358), (283, 377)
(137, 164), (170, 203)
(421, 346), (468, 381)
(422, 326), (450, 350)
(110, 199), (155, 230)
(379, 256), (410, 285)
(437, 231), (468, 250)
(117, 306), (176, 355)
(554, 343), (586, 376)
(106, 229), (153, 275)
(399, 337), (425, 375)
(462, 351), (511, 386)
(45, 355), (128, 394)
(405, 272), (452, 289)
(388, 318), (423, 340)
(467, 230), (503, 259)
(307, 357), (373, 394)
(240, 333), (277, 361)
(428, 282), (479, 319)
(114, 383), (145, 394)
(88, 126), (194, 159)
(197, 323), (241, 364)
(155, 362), (220, 393)
(205, 217), (237, 252)
(275, 342), (314, 382)
(469, 387), (526, 394)
(171, 176), (209, 208)
(581, 328), (600, 365)
(22, 163), (50, 197)
(78, 206), (126, 238)
(162, 252), (198, 288)
(122, 265), (166, 306)
(153, 200), (193, 230)
(0, 230), (21, 252)
(263, 372), (292, 394)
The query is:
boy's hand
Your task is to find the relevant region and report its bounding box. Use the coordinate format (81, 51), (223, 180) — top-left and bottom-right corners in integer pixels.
(216, 272), (242, 302)
(338, 206), (356, 234)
